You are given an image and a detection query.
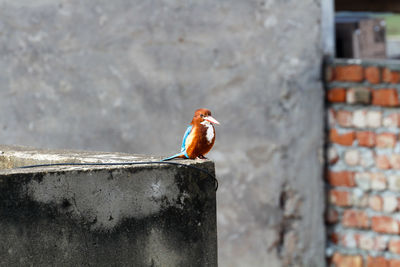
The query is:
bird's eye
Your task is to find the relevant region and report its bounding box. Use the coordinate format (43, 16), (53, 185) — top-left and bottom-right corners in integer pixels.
(200, 114), (204, 118)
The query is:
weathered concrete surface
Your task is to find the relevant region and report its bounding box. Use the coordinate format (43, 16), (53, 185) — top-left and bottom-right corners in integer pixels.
(0, 146), (217, 266)
(0, 1), (325, 266)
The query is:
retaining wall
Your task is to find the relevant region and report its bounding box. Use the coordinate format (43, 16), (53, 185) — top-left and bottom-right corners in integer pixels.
(0, 145), (217, 266)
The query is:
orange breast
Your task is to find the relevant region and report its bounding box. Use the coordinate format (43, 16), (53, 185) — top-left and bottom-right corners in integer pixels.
(185, 124), (215, 159)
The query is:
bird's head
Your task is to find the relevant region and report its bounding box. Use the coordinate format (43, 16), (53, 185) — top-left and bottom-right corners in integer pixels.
(192, 108), (220, 125)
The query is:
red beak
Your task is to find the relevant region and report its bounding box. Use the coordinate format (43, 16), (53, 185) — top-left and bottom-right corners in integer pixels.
(205, 116), (220, 125)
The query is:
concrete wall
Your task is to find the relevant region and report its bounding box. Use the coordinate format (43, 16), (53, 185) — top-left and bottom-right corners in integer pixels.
(0, 1), (325, 266)
(0, 145), (216, 266)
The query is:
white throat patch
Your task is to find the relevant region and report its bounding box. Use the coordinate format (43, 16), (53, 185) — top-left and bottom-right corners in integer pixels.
(201, 121), (214, 143)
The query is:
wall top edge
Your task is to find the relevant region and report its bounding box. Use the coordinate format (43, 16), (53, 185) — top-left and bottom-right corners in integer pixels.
(327, 58), (400, 69)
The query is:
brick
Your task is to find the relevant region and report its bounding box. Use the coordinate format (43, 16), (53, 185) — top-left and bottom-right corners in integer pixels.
(330, 190), (351, 207)
(390, 259), (400, 267)
(358, 234), (387, 251)
(360, 149), (375, 168)
(347, 87), (371, 104)
(328, 108), (336, 128)
(383, 113), (400, 128)
(353, 110), (367, 128)
(391, 155), (400, 170)
(375, 236), (388, 251)
(344, 149), (360, 166)
(332, 253), (363, 267)
(383, 68), (392, 83)
(369, 195), (383, 211)
(355, 172), (371, 190)
(327, 171), (355, 187)
(337, 110), (353, 128)
(367, 256), (389, 267)
(358, 234), (374, 250)
(389, 239), (400, 254)
(325, 65), (335, 82)
(334, 65), (364, 82)
(328, 146), (339, 165)
(371, 216), (399, 234)
(340, 232), (357, 248)
(328, 233), (339, 245)
(383, 68), (400, 84)
(388, 175), (400, 191)
(330, 129), (355, 146)
(351, 189), (368, 207)
(356, 131), (376, 147)
(342, 209), (369, 229)
(365, 66), (381, 84)
(376, 155), (391, 169)
(372, 89), (399, 107)
(397, 197), (400, 211)
(354, 233), (361, 245)
(328, 88), (346, 103)
(370, 173), (387, 190)
(392, 71), (400, 83)
(383, 195), (398, 213)
(367, 110), (382, 128)
(331, 232), (339, 244)
(376, 133), (397, 148)
(326, 208), (339, 224)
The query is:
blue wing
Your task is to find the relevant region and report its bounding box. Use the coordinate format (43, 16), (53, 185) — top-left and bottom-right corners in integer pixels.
(181, 125), (193, 152)
(162, 125), (192, 161)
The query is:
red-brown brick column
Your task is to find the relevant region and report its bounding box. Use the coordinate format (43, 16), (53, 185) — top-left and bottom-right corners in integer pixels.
(326, 59), (400, 267)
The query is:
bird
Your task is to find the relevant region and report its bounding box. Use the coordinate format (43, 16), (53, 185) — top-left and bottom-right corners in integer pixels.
(162, 108), (220, 161)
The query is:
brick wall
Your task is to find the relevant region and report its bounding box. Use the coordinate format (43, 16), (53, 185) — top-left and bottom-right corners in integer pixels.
(326, 59), (400, 267)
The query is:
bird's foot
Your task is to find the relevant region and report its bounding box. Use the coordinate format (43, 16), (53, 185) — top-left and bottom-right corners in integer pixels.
(197, 155), (208, 160)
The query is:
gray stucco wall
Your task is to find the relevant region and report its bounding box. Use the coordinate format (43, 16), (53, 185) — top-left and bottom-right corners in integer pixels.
(0, 1), (325, 266)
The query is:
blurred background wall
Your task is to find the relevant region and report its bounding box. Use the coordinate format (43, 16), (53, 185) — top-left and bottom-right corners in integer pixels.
(0, 0), (325, 266)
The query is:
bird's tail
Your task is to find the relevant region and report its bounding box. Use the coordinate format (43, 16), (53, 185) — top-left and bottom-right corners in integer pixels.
(161, 152), (187, 161)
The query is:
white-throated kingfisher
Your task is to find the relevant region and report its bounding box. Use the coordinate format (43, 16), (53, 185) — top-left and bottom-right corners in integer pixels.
(162, 108), (220, 160)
